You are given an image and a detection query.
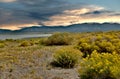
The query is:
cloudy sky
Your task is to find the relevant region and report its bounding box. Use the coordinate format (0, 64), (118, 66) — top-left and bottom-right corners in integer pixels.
(0, 0), (120, 30)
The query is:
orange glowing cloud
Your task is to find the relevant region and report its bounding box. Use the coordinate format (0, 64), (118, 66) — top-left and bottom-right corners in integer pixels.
(0, 0), (16, 3)
(0, 23), (40, 30)
(43, 6), (120, 26)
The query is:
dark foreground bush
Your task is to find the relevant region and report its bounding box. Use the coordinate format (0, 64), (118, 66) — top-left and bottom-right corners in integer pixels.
(42, 33), (72, 46)
(52, 47), (82, 68)
(78, 51), (120, 79)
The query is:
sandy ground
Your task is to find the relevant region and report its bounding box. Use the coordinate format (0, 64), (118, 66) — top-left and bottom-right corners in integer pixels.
(0, 46), (80, 79)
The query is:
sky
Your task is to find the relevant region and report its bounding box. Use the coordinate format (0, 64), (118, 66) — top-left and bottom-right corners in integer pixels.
(0, 0), (120, 30)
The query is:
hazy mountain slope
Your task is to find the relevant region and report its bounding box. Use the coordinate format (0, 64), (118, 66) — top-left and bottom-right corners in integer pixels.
(0, 23), (120, 34)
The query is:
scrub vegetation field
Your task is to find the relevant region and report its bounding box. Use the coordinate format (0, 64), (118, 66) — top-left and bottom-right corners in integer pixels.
(0, 31), (120, 79)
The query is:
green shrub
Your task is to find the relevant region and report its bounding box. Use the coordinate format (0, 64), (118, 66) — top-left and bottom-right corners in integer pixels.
(43, 33), (72, 46)
(78, 51), (120, 79)
(52, 47), (82, 68)
(0, 43), (5, 48)
(19, 41), (32, 47)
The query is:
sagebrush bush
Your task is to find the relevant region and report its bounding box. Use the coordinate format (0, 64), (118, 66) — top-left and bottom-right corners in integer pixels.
(43, 33), (72, 45)
(52, 47), (82, 68)
(0, 43), (5, 48)
(19, 41), (32, 47)
(78, 50), (120, 79)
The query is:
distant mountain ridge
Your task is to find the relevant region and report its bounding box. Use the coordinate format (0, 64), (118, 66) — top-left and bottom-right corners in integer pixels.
(0, 23), (120, 34)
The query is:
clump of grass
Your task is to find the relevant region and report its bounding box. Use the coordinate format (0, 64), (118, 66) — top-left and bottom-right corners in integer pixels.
(42, 33), (72, 46)
(78, 50), (120, 79)
(52, 47), (82, 68)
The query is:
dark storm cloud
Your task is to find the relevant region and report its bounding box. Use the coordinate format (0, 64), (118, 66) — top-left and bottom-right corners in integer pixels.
(81, 10), (120, 18)
(82, 10), (112, 15)
(0, 0), (76, 26)
(16, 0), (82, 20)
(110, 13), (120, 16)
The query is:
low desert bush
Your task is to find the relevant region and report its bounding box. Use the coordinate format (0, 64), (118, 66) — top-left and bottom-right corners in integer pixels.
(42, 33), (72, 46)
(19, 41), (32, 47)
(0, 43), (5, 48)
(52, 47), (82, 68)
(78, 50), (120, 79)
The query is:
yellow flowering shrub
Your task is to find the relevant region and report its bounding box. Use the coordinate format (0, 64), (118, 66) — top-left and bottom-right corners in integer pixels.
(76, 32), (120, 57)
(52, 47), (82, 68)
(78, 50), (120, 79)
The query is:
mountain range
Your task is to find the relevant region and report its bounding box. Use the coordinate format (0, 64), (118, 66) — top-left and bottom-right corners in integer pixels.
(0, 23), (120, 34)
